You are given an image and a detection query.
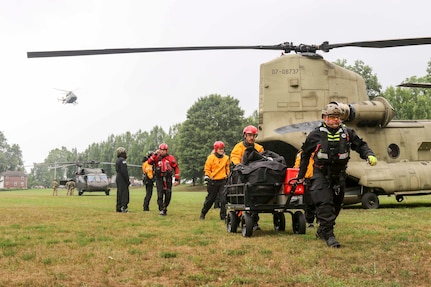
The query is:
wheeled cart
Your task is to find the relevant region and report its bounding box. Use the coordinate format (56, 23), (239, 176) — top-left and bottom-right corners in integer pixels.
(224, 177), (306, 237)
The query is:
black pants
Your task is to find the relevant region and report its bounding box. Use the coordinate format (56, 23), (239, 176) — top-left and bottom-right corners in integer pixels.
(309, 172), (345, 239)
(201, 180), (226, 219)
(116, 181), (130, 211)
(143, 181), (154, 210)
(155, 176), (172, 211)
(304, 179), (317, 224)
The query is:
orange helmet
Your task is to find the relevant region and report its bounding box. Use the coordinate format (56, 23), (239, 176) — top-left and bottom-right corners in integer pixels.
(243, 125), (258, 135)
(213, 141), (225, 150)
(159, 143), (168, 150)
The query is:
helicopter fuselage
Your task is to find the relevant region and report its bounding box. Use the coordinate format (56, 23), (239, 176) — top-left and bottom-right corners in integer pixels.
(257, 53), (431, 208)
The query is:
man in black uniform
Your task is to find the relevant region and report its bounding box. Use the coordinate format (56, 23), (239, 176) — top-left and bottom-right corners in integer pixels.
(297, 102), (377, 248)
(116, 147), (130, 213)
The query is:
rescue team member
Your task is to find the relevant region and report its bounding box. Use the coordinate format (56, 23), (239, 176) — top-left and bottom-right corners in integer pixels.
(200, 141), (230, 220)
(297, 102), (377, 248)
(116, 147), (130, 213)
(147, 143), (180, 216)
(294, 150), (317, 228)
(142, 151), (155, 211)
(230, 125), (264, 230)
(230, 125), (264, 165)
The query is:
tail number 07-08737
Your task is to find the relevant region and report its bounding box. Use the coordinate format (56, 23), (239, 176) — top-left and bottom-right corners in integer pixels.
(271, 69), (299, 75)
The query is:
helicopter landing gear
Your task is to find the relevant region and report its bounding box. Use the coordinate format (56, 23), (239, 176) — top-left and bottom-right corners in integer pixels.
(78, 190), (84, 196)
(396, 195), (404, 202)
(361, 192), (379, 209)
(105, 190), (110, 196)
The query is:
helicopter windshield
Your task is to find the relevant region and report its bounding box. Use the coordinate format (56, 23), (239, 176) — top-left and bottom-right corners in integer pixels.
(86, 174), (108, 183)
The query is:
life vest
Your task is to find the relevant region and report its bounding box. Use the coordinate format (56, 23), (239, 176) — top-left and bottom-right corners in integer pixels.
(314, 125), (351, 171)
(155, 155), (174, 177)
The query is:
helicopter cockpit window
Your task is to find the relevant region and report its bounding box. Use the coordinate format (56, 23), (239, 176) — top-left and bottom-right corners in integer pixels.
(87, 175), (96, 183)
(100, 174), (108, 182)
(387, 143), (400, 159)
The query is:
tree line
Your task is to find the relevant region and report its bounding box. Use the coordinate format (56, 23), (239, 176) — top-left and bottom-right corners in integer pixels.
(1, 58), (431, 188)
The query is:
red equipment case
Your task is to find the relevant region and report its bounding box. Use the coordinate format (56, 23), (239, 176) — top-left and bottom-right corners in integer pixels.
(284, 168), (304, 195)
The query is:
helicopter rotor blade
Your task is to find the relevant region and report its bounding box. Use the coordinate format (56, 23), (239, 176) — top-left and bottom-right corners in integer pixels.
(53, 88), (71, 93)
(397, 82), (431, 88)
(320, 37), (431, 52)
(27, 45), (291, 58)
(27, 37), (431, 58)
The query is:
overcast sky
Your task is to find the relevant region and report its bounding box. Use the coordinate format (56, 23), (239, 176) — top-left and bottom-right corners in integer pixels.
(1, 0), (430, 169)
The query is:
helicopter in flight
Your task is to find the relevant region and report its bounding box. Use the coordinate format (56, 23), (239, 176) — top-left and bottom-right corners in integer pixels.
(55, 88), (78, 105)
(28, 37), (431, 208)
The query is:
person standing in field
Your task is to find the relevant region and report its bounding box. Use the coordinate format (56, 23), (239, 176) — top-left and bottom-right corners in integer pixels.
(115, 147), (130, 213)
(297, 102), (377, 248)
(52, 180), (59, 196)
(200, 141), (230, 221)
(142, 151), (155, 211)
(147, 143), (180, 216)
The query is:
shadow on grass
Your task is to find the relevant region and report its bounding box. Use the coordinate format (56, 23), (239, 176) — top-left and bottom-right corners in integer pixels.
(343, 201), (431, 210)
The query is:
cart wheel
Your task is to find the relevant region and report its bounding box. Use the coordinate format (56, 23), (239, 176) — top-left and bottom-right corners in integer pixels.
(273, 212), (286, 231)
(241, 212), (253, 237)
(226, 211), (239, 233)
(292, 211), (306, 234)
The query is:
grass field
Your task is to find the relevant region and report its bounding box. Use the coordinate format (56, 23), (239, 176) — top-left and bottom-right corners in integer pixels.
(0, 186), (430, 287)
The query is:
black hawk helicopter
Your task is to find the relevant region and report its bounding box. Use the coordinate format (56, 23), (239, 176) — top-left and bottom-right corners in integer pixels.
(55, 88), (78, 105)
(52, 161), (110, 196)
(28, 37), (431, 208)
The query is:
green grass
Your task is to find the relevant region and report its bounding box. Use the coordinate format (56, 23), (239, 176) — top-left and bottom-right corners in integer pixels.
(0, 186), (430, 286)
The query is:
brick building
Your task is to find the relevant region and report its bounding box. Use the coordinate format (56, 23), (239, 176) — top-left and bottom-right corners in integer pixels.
(0, 171), (28, 190)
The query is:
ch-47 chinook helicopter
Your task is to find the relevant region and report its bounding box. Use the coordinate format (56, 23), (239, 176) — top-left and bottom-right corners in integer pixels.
(28, 37), (431, 208)
(54, 88), (78, 105)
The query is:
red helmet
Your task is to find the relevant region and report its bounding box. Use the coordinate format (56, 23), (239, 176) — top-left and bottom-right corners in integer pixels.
(159, 143), (168, 150)
(213, 141), (225, 150)
(243, 125), (258, 135)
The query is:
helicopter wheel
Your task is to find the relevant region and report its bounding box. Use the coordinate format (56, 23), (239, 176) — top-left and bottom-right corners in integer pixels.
(396, 195), (404, 202)
(361, 192), (379, 209)
(105, 191), (110, 196)
(78, 190), (84, 196)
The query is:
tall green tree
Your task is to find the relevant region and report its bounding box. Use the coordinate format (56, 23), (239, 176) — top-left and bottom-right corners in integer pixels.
(0, 131), (24, 173)
(383, 76), (431, 120)
(382, 59), (431, 120)
(335, 59), (382, 100)
(177, 94), (245, 182)
(244, 110), (259, 128)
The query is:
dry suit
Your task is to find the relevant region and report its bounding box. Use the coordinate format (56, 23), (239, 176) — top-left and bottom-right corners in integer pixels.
(298, 123), (375, 240)
(115, 154), (130, 212)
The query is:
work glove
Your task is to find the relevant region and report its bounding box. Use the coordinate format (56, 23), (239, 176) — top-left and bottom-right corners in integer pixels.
(204, 175), (209, 185)
(367, 155), (377, 166)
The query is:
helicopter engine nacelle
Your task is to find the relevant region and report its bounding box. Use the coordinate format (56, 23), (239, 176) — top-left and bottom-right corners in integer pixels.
(337, 97), (395, 128)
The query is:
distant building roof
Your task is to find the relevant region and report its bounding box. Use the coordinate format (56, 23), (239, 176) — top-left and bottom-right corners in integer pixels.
(0, 171), (27, 177)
